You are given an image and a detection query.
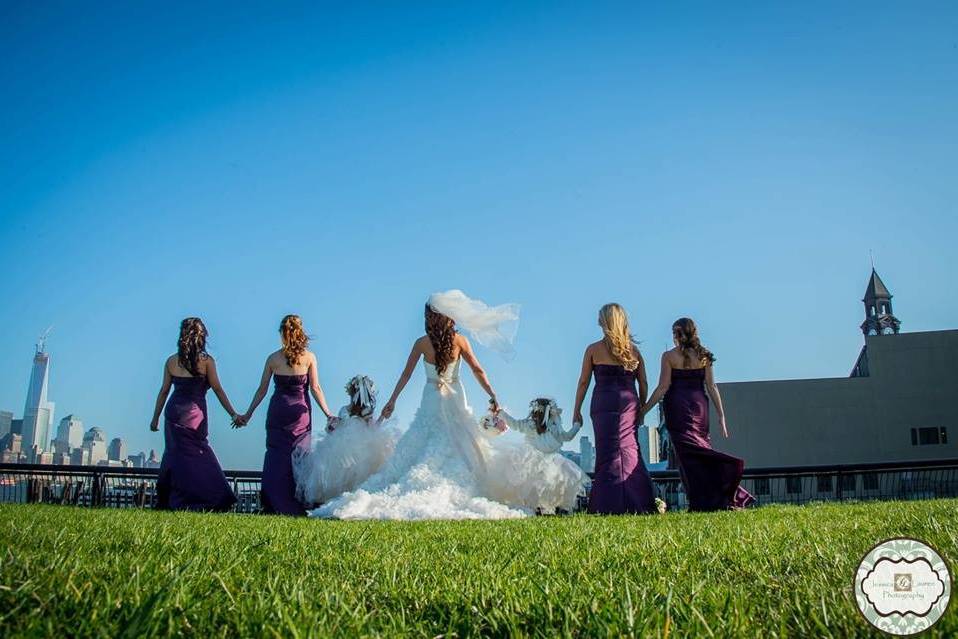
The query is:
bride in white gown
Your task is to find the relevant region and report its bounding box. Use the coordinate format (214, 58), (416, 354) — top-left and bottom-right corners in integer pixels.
(312, 290), (534, 520)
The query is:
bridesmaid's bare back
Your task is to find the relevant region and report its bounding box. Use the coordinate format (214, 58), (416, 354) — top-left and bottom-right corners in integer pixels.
(268, 349), (313, 376)
(666, 347), (708, 371)
(166, 353), (210, 377)
(588, 340), (642, 367)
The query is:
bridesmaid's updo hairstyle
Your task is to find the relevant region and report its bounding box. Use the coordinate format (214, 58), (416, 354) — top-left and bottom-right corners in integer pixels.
(280, 314), (309, 367)
(177, 317), (208, 376)
(598, 303), (641, 372)
(672, 317), (715, 368)
(425, 304), (456, 376)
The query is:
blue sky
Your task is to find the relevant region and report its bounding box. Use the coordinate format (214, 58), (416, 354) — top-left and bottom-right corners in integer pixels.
(1, 2), (956, 468)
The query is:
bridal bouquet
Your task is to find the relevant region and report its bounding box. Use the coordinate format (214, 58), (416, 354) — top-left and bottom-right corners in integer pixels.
(479, 412), (508, 435)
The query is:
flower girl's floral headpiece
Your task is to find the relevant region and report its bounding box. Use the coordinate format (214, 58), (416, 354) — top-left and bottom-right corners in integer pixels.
(345, 375), (377, 418)
(528, 398), (561, 432)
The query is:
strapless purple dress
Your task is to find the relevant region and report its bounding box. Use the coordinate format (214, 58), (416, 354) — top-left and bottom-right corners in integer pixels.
(157, 375), (236, 511)
(588, 364), (656, 514)
(664, 368), (755, 511)
(261, 374), (312, 515)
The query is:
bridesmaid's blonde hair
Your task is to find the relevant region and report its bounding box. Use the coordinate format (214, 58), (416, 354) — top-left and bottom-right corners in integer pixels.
(598, 303), (640, 372)
(280, 314), (309, 367)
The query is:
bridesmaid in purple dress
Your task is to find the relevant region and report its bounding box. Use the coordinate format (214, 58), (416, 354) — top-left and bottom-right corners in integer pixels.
(573, 304), (657, 514)
(642, 318), (754, 511)
(149, 318), (242, 511)
(239, 315), (337, 516)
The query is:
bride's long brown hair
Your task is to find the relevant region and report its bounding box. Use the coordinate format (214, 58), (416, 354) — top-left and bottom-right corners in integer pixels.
(672, 317), (715, 368)
(280, 314), (309, 367)
(425, 304), (456, 376)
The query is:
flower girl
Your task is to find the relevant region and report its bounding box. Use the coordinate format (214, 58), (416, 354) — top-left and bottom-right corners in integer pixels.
(487, 398), (583, 452)
(480, 398), (586, 514)
(293, 375), (399, 506)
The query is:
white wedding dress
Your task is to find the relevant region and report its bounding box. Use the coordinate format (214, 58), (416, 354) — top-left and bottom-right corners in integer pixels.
(311, 358), (534, 520)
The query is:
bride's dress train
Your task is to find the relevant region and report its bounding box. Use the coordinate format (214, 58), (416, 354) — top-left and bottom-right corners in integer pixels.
(312, 358), (537, 520)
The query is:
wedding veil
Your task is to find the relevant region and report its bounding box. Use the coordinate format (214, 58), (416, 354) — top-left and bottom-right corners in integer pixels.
(427, 290), (520, 360)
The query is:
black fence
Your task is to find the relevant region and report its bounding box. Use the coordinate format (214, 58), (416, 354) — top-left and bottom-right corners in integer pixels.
(1, 458), (957, 514)
(645, 458), (958, 511)
(0, 464), (264, 513)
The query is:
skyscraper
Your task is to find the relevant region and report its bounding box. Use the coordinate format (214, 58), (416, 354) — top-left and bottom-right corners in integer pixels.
(579, 436), (595, 473)
(636, 423), (660, 466)
(0, 411), (12, 439)
(1, 434), (24, 463)
(108, 437), (127, 462)
(69, 446), (90, 466)
(21, 331), (55, 454)
(82, 427), (107, 466)
(127, 451), (147, 468)
(53, 415), (84, 455)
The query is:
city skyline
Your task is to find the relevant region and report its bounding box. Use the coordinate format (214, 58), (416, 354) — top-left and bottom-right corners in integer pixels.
(1, 348), (158, 468)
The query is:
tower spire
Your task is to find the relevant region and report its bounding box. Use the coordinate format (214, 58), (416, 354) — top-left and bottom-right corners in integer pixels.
(36, 326), (52, 354)
(860, 268), (900, 336)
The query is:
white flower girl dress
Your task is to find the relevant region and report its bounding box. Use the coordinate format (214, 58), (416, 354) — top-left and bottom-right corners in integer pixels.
(292, 376), (399, 506)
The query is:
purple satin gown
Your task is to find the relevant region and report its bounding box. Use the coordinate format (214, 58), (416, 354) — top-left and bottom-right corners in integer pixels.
(261, 374), (312, 515)
(157, 376), (236, 512)
(588, 364), (657, 514)
(664, 367), (755, 511)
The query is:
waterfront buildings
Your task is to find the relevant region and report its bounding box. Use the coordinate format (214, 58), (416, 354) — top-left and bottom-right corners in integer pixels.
(52, 415), (84, 456)
(0, 434), (23, 463)
(82, 428), (108, 466)
(108, 438), (127, 462)
(579, 436), (595, 473)
(0, 411), (12, 439)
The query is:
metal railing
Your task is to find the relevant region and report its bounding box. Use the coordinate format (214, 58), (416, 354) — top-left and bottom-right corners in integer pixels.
(1, 458), (956, 513)
(0, 464), (264, 513)
(644, 458), (958, 511)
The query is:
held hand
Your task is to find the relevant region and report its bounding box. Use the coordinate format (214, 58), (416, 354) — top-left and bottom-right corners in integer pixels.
(231, 413), (249, 428)
(572, 411), (583, 428)
(326, 415), (340, 431)
(489, 396), (501, 414)
(380, 400), (395, 421)
(150, 418), (159, 432)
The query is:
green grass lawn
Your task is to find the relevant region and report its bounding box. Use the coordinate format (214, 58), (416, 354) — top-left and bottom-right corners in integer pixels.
(1, 500), (955, 638)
